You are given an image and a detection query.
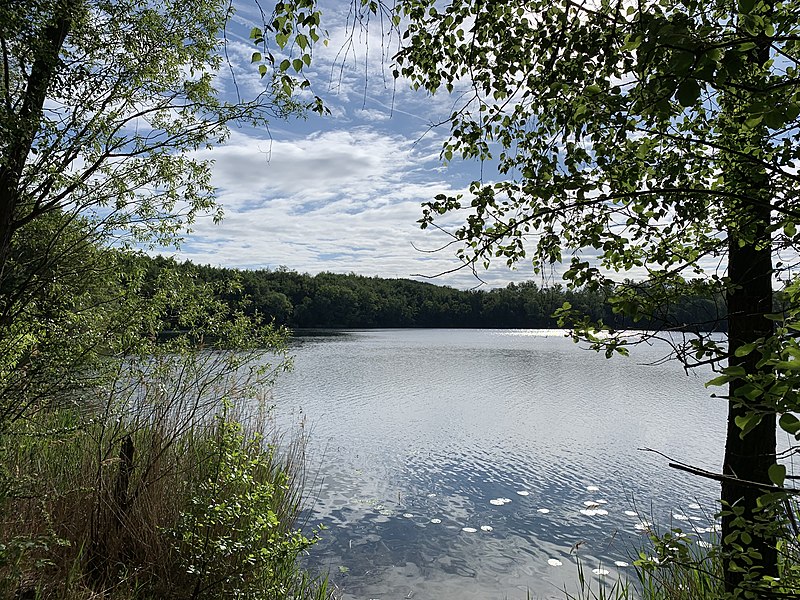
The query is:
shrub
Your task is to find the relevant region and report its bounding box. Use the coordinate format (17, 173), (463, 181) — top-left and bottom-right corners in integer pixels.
(0, 349), (330, 600)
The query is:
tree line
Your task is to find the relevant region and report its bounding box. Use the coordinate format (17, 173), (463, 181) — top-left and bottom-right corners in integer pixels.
(140, 255), (727, 332)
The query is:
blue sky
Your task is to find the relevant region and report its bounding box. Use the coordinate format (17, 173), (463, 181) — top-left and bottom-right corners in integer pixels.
(169, 1), (557, 289)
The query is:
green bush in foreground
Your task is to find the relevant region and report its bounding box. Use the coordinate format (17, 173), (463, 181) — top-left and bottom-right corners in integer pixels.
(169, 416), (325, 600)
(0, 353), (330, 600)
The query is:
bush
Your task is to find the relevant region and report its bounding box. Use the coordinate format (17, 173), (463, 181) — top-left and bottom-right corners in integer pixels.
(0, 350), (330, 600)
(167, 417), (324, 600)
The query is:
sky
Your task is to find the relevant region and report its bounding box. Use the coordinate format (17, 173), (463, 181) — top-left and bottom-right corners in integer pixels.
(169, 1), (550, 290)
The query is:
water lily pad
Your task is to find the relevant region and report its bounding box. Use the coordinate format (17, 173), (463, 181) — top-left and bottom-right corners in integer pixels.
(490, 497), (512, 506)
(480, 525), (493, 532)
(516, 491), (530, 496)
(462, 527), (477, 533)
(547, 558), (563, 567)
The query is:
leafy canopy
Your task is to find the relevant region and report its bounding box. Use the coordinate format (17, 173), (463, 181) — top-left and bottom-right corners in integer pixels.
(386, 0), (800, 351)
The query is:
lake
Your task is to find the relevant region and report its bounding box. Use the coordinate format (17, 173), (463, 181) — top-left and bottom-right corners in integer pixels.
(268, 329), (728, 599)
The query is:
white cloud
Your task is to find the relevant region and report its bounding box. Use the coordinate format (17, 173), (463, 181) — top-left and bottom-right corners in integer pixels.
(163, 0), (560, 290)
(354, 107), (390, 122)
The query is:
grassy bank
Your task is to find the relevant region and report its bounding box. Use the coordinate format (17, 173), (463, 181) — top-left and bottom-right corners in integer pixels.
(0, 351), (330, 600)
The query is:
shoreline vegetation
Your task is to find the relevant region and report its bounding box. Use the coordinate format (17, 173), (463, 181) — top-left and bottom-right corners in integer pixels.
(140, 255), (727, 333)
(0, 237), (334, 599)
(4, 0), (800, 595)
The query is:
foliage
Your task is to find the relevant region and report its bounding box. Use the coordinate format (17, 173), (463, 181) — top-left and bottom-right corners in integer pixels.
(169, 416), (323, 600)
(0, 0), (324, 428)
(0, 0), (331, 598)
(142, 255), (724, 331)
(0, 0), (323, 252)
(0, 335), (329, 599)
(347, 0), (800, 594)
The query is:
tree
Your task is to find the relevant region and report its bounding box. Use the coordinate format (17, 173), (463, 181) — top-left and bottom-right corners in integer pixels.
(0, 0), (322, 423)
(368, 0), (800, 594)
(0, 3), (334, 595)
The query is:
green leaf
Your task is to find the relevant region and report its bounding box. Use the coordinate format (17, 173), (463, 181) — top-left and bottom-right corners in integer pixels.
(779, 413), (800, 435)
(676, 80), (701, 107)
(768, 463), (786, 487)
(734, 342), (757, 357)
(279, 59), (291, 72)
(744, 115), (764, 129)
(785, 221), (797, 238)
(737, 0), (757, 13)
(251, 51), (262, 63)
(292, 58), (303, 72)
(724, 365), (746, 377)
(764, 109), (785, 130)
(705, 375), (729, 388)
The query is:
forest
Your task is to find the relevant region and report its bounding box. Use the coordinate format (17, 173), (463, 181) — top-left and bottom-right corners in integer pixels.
(141, 255), (727, 332)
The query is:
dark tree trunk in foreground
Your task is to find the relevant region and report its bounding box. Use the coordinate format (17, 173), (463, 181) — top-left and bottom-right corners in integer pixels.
(720, 14), (779, 590)
(0, 5), (73, 321)
(722, 155), (777, 592)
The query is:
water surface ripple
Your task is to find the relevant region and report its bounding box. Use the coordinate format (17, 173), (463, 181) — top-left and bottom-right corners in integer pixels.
(269, 329), (726, 599)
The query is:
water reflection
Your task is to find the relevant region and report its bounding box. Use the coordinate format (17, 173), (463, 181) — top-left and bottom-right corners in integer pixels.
(271, 329), (726, 599)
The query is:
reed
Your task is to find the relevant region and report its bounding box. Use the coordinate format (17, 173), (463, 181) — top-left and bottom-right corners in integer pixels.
(0, 349), (330, 600)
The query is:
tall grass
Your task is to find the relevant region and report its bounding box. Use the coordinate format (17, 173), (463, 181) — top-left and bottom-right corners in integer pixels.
(562, 558), (634, 600)
(0, 348), (331, 599)
(566, 509), (800, 600)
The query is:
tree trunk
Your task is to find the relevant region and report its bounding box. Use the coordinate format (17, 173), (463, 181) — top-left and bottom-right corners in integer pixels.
(0, 3), (74, 320)
(719, 10), (778, 591)
(723, 218), (777, 591)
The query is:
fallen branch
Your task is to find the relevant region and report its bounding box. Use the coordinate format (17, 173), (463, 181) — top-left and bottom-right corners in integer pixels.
(639, 447), (800, 495)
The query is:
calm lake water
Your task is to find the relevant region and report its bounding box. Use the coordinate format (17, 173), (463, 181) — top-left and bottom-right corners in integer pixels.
(268, 329), (728, 599)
